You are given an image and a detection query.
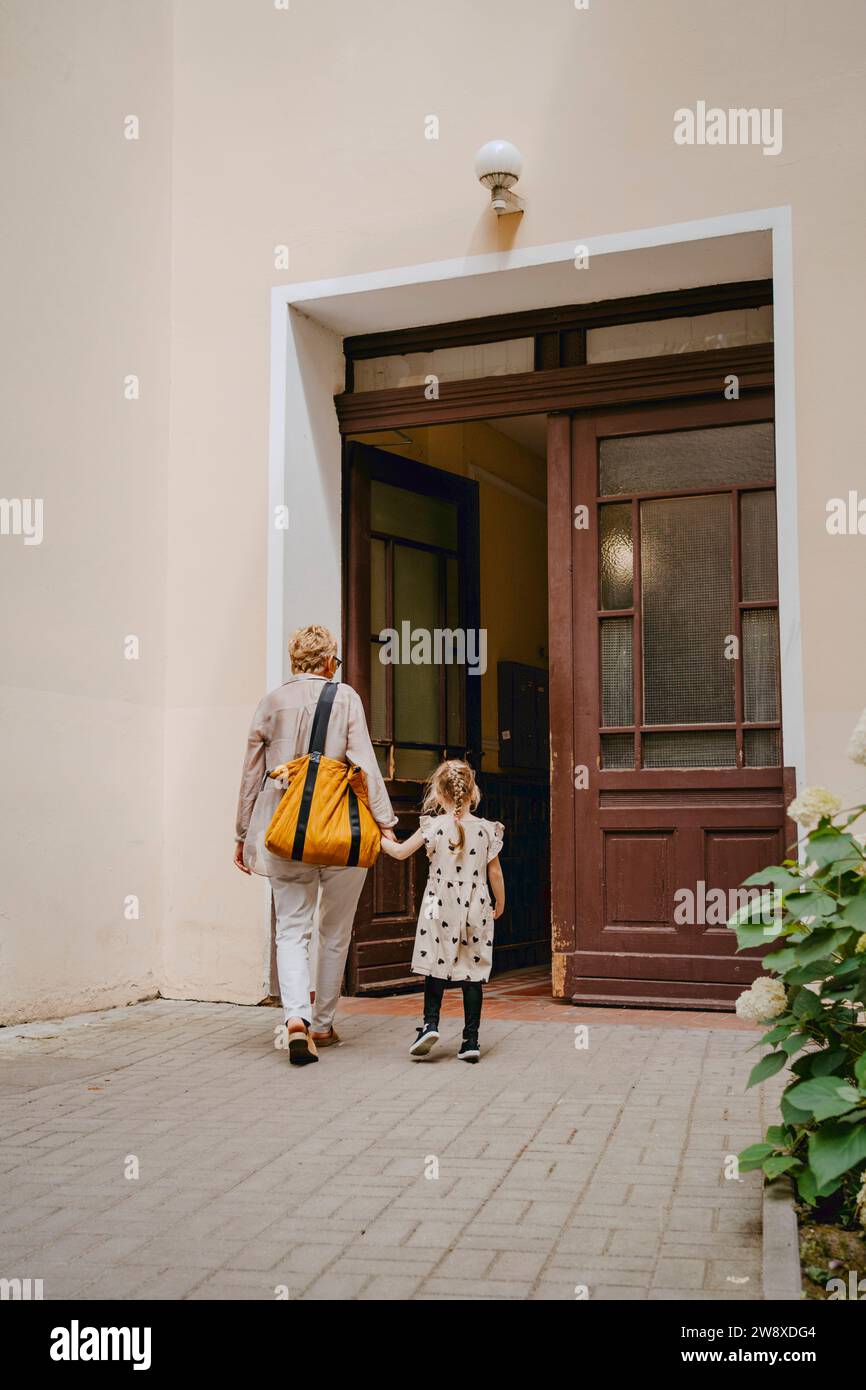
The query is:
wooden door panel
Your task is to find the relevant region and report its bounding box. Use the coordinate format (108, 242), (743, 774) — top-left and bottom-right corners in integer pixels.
(346, 788), (426, 994)
(703, 829), (784, 888)
(604, 832), (673, 924)
(550, 393), (795, 1009)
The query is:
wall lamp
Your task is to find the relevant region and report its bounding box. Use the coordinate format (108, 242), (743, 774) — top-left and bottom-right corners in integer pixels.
(474, 139), (524, 216)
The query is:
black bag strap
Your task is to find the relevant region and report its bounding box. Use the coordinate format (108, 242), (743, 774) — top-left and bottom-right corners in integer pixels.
(308, 681), (338, 756)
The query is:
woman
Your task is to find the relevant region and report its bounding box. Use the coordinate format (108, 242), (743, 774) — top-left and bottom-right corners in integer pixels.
(234, 624), (396, 1064)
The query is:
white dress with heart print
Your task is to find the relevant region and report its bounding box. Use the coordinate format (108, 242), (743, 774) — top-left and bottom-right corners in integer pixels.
(410, 813), (505, 983)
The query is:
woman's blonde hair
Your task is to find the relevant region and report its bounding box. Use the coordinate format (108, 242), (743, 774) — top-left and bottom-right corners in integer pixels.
(289, 624), (338, 674)
(421, 759), (480, 851)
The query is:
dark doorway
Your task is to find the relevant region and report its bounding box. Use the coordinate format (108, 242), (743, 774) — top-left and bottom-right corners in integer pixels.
(342, 431), (550, 993)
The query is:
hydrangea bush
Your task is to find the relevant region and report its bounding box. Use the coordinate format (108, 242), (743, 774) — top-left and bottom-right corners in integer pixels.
(728, 710), (866, 1228)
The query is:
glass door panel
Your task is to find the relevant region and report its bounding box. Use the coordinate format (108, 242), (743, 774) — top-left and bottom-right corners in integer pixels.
(594, 420), (780, 770)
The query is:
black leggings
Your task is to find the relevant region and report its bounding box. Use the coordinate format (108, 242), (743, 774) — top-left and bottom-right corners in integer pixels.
(423, 976), (483, 1033)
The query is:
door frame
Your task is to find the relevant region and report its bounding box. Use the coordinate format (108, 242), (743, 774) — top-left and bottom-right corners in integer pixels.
(265, 211), (803, 1003)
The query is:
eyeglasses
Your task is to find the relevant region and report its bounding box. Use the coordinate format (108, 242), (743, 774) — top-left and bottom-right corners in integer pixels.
(333, 656), (342, 670)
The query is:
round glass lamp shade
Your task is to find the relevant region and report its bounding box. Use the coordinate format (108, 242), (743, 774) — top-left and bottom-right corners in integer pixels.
(474, 139), (523, 189)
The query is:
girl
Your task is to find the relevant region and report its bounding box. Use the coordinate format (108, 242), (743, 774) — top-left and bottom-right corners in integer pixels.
(379, 760), (505, 1062)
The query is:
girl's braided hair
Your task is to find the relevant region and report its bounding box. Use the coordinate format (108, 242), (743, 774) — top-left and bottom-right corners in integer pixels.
(421, 759), (481, 851)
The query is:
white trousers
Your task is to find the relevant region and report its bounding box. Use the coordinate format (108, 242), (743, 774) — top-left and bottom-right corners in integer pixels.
(270, 865), (367, 1031)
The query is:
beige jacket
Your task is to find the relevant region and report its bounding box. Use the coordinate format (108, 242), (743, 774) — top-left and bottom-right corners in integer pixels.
(236, 675), (397, 877)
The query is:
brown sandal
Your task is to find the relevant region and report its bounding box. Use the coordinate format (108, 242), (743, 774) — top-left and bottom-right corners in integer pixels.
(287, 1025), (319, 1066)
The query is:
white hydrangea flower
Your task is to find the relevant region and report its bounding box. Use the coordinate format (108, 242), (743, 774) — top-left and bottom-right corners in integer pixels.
(735, 976), (788, 1024)
(847, 708), (866, 768)
(787, 786), (842, 830)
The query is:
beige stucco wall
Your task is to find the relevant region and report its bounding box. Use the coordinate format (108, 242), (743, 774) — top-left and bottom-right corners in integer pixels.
(4, 0), (866, 1018)
(1, 0), (172, 1022)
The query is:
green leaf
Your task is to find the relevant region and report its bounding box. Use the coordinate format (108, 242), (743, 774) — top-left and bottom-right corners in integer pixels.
(760, 1022), (794, 1046)
(791, 988), (824, 1020)
(780, 1031), (811, 1056)
(765, 1125), (789, 1144)
(737, 1141), (777, 1172)
(793, 928), (853, 965)
(785, 964), (834, 986)
(855, 1054), (866, 1090)
(810, 1048), (849, 1077)
(781, 1090), (812, 1127)
(734, 919), (783, 952)
(728, 890), (778, 927)
(746, 1051), (788, 1089)
(796, 1168), (818, 1204)
(839, 896), (866, 930)
(785, 890), (837, 921)
(742, 866), (802, 891)
(763, 1155), (801, 1179)
(806, 832), (863, 873)
(808, 1119), (866, 1187)
(827, 956), (862, 977)
(816, 1175), (845, 1196)
(762, 946), (799, 974)
(786, 1077), (861, 1120)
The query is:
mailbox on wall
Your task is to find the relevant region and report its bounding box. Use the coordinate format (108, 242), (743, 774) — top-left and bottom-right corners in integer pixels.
(497, 661), (549, 772)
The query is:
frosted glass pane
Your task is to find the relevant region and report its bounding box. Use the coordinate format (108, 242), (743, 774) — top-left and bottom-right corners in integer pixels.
(587, 306), (773, 364)
(600, 618), (633, 727)
(371, 537), (387, 631)
(600, 504), (633, 610)
(601, 733), (634, 769)
(353, 338), (534, 391)
(740, 491), (778, 601)
(745, 729), (780, 766)
(370, 640), (387, 739)
(393, 544), (440, 743)
(394, 747), (440, 780)
(641, 494), (734, 725)
(743, 609), (780, 722)
(643, 731), (736, 768)
(600, 423), (774, 496)
(371, 480), (458, 548)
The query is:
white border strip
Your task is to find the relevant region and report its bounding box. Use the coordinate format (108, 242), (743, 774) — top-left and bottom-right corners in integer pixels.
(272, 206), (785, 310)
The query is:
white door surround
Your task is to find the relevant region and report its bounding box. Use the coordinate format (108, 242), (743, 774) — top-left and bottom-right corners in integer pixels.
(267, 207), (804, 791)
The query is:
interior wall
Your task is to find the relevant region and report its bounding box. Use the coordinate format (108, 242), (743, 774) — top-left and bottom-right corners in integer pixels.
(356, 423), (549, 773)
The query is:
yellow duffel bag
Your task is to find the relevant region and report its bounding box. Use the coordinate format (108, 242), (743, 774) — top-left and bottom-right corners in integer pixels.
(264, 682), (381, 868)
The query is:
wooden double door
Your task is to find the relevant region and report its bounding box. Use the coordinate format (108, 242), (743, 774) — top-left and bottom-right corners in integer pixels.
(340, 392), (791, 1008)
(548, 391), (794, 1008)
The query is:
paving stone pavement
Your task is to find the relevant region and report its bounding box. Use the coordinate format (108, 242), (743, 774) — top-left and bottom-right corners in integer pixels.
(0, 999), (777, 1301)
